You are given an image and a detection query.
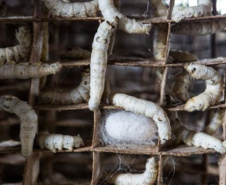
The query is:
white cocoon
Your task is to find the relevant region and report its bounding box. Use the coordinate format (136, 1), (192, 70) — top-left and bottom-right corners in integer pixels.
(102, 111), (158, 146)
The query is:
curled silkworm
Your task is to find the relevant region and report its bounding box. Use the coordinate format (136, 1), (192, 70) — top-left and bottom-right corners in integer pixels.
(110, 93), (171, 144)
(0, 26), (31, 64)
(89, 17), (118, 111)
(172, 20), (226, 35)
(108, 157), (158, 185)
(184, 63), (223, 111)
(0, 62), (62, 79)
(98, 0), (151, 34)
(171, 0), (212, 22)
(39, 68), (90, 104)
(60, 47), (91, 60)
(204, 108), (225, 135)
(37, 132), (84, 152)
(42, 0), (99, 17)
(0, 95), (37, 157)
(101, 111), (159, 146)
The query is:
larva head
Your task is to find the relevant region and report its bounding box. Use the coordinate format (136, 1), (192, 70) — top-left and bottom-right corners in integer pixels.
(0, 95), (17, 111)
(146, 157), (158, 167)
(15, 26), (31, 45)
(63, 135), (74, 150)
(74, 135), (84, 148)
(105, 16), (119, 31)
(184, 63), (206, 79)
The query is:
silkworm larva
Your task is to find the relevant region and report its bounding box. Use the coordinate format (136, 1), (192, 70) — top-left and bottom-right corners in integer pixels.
(37, 132), (84, 152)
(108, 157), (158, 185)
(42, 0), (99, 17)
(60, 47), (91, 60)
(110, 93), (171, 144)
(0, 26), (31, 64)
(172, 20), (226, 35)
(204, 108), (225, 135)
(184, 63), (223, 112)
(89, 17), (118, 111)
(172, 70), (191, 102)
(0, 95), (37, 157)
(169, 110), (226, 153)
(98, 0), (151, 34)
(0, 62), (62, 79)
(39, 68), (90, 104)
(171, 0), (212, 22)
(169, 50), (198, 62)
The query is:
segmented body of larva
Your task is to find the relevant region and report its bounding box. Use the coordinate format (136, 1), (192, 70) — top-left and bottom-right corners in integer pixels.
(168, 110), (226, 154)
(109, 157), (158, 185)
(204, 109), (225, 135)
(0, 26), (31, 64)
(169, 50), (198, 62)
(60, 47), (91, 60)
(0, 95), (37, 157)
(39, 68), (90, 104)
(37, 132), (84, 152)
(184, 63), (223, 112)
(98, 0), (151, 34)
(42, 0), (99, 17)
(89, 17), (118, 111)
(171, 0), (212, 22)
(110, 93), (171, 144)
(172, 20), (226, 35)
(0, 62), (62, 79)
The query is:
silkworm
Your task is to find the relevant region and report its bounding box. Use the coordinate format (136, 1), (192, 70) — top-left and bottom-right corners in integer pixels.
(0, 95), (37, 157)
(39, 68), (90, 104)
(110, 93), (171, 144)
(60, 47), (91, 60)
(171, 0), (212, 22)
(184, 63), (223, 112)
(98, 0), (151, 34)
(172, 20), (226, 35)
(108, 157), (158, 185)
(169, 50), (198, 62)
(89, 17), (118, 111)
(42, 0), (99, 17)
(204, 108), (225, 135)
(101, 111), (159, 146)
(37, 132), (84, 152)
(0, 26), (31, 64)
(169, 109), (226, 154)
(0, 62), (62, 79)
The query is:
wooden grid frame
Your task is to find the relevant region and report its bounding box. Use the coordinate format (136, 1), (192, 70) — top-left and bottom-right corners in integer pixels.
(0, 0), (226, 184)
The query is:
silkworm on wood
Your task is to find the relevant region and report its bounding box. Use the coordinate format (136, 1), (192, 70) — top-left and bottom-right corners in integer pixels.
(37, 132), (84, 152)
(42, 0), (99, 17)
(0, 26), (31, 64)
(89, 17), (118, 111)
(169, 109), (226, 154)
(39, 68), (90, 104)
(184, 63), (223, 111)
(204, 108), (225, 135)
(98, 0), (151, 34)
(172, 20), (226, 35)
(171, 0), (212, 22)
(110, 93), (171, 144)
(108, 157), (158, 185)
(60, 47), (91, 60)
(0, 62), (62, 79)
(0, 95), (37, 157)
(169, 50), (198, 62)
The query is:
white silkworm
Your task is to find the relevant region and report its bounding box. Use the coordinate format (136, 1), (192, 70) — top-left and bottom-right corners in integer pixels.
(184, 63), (223, 111)
(101, 111), (159, 146)
(171, 0), (212, 22)
(39, 68), (90, 104)
(0, 95), (37, 157)
(37, 132), (84, 152)
(42, 0), (99, 17)
(60, 47), (91, 60)
(108, 157), (158, 185)
(172, 20), (226, 35)
(204, 108), (225, 135)
(89, 17), (118, 111)
(0, 62), (62, 79)
(110, 93), (171, 144)
(0, 26), (31, 64)
(98, 0), (151, 34)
